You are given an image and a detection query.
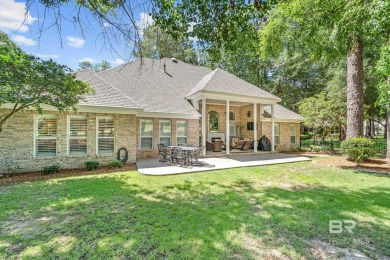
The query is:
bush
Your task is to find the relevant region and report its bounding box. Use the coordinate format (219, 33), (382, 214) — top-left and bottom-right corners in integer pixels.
(108, 160), (123, 168)
(301, 133), (313, 140)
(43, 164), (61, 174)
(3, 163), (22, 178)
(341, 137), (376, 165)
(84, 161), (100, 171)
(309, 145), (322, 152)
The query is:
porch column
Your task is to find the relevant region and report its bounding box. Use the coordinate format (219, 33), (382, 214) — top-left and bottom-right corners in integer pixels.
(271, 104), (275, 152)
(202, 98), (207, 156)
(226, 100), (230, 155)
(253, 103), (258, 152)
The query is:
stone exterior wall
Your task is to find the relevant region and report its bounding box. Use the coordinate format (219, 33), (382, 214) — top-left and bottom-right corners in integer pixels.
(0, 109), (137, 173)
(136, 118), (199, 158)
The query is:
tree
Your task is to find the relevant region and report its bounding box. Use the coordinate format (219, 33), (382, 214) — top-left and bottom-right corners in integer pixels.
(0, 32), (92, 133)
(260, 0), (390, 138)
(97, 60), (111, 71)
(79, 61), (93, 70)
(134, 25), (198, 65)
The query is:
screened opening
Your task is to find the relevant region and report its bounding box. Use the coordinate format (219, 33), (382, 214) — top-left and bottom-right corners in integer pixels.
(159, 120), (171, 146)
(36, 116), (57, 157)
(140, 119), (153, 149)
(69, 117), (88, 155)
(97, 118), (114, 154)
(209, 111), (219, 132)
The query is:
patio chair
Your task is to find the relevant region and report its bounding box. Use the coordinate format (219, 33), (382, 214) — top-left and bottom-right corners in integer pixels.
(159, 147), (172, 165)
(172, 148), (188, 166)
(242, 140), (254, 151)
(157, 143), (166, 155)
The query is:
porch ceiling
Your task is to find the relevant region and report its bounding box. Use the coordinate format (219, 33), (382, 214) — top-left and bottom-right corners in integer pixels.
(199, 99), (261, 107)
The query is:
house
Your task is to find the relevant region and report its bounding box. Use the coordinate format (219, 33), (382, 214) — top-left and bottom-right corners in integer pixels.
(0, 58), (303, 172)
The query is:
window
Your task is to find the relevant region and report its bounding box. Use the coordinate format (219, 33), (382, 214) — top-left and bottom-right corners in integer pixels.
(68, 116), (88, 155)
(330, 127), (340, 135)
(176, 121), (188, 145)
(208, 111), (219, 132)
(35, 115), (57, 157)
(229, 112), (235, 121)
(290, 125), (296, 144)
(159, 120), (171, 146)
(274, 124), (280, 145)
(140, 119), (153, 149)
(97, 117), (114, 154)
(247, 122), (254, 131)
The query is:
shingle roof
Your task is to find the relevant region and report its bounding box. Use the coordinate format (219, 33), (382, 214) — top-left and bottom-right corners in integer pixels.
(76, 58), (302, 121)
(96, 58), (212, 116)
(186, 68), (281, 101)
(263, 104), (304, 121)
(76, 69), (141, 109)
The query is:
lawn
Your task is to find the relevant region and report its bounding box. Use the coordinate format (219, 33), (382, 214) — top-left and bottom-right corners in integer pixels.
(0, 159), (389, 259)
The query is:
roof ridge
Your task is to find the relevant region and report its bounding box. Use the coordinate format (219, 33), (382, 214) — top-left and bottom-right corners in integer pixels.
(92, 71), (143, 108)
(186, 69), (218, 97)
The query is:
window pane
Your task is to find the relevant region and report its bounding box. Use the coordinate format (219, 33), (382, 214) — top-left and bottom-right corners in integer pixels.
(159, 137), (171, 147)
(37, 117), (57, 137)
(98, 119), (114, 137)
(177, 137), (187, 145)
(141, 137), (153, 149)
(229, 112), (235, 120)
(159, 121), (171, 137)
(36, 139), (56, 157)
(141, 120), (153, 137)
(275, 136), (280, 145)
(69, 139), (87, 155)
(290, 126), (296, 136)
(176, 121), (187, 137)
(98, 138), (114, 154)
(70, 118), (87, 137)
(291, 136), (296, 144)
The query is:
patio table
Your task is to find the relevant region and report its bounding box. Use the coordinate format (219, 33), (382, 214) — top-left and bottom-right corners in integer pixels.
(180, 147), (199, 165)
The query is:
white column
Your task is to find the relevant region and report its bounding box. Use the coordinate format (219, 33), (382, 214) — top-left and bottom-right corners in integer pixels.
(253, 103), (258, 152)
(194, 98), (199, 110)
(226, 100), (230, 155)
(271, 104), (275, 152)
(202, 98), (207, 156)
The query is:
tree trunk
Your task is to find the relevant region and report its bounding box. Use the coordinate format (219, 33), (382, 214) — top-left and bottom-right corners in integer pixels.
(387, 77), (390, 158)
(346, 36), (364, 138)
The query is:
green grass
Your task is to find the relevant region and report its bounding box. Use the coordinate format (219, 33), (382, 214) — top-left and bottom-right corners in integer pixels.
(0, 159), (389, 259)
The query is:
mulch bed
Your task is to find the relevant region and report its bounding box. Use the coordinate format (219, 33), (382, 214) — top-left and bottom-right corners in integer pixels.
(314, 155), (390, 175)
(0, 164), (138, 186)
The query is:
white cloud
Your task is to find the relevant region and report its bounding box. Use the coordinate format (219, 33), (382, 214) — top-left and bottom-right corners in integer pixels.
(136, 12), (154, 35)
(111, 58), (125, 66)
(79, 57), (95, 63)
(11, 35), (36, 46)
(35, 53), (59, 59)
(66, 36), (85, 48)
(187, 22), (199, 42)
(0, 0), (37, 33)
(103, 22), (110, 28)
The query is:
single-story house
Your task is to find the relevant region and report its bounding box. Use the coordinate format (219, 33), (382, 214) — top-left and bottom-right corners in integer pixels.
(0, 58), (303, 172)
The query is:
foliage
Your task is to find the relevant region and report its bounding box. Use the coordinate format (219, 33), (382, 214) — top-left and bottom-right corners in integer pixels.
(3, 163), (22, 178)
(341, 137), (376, 165)
(1, 162), (390, 258)
(135, 25), (198, 65)
(108, 160), (123, 168)
(0, 32), (92, 132)
(42, 164), (61, 175)
(84, 161), (100, 171)
(78, 60), (112, 72)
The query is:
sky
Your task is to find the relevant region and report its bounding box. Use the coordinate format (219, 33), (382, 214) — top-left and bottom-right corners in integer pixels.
(0, 0), (154, 69)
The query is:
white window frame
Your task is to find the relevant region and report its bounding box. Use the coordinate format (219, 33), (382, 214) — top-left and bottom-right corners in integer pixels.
(159, 120), (171, 146)
(140, 119), (154, 150)
(67, 115), (88, 156)
(96, 116), (115, 155)
(274, 124), (280, 145)
(176, 120), (188, 145)
(290, 124), (296, 144)
(34, 114), (58, 157)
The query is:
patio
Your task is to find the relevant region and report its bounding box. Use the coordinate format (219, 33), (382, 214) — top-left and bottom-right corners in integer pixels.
(137, 153), (310, 175)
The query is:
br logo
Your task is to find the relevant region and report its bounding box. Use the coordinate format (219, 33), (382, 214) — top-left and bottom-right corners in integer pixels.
(329, 220), (356, 234)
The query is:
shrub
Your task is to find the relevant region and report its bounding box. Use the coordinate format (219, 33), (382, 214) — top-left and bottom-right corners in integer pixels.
(43, 164), (61, 174)
(341, 137), (376, 165)
(108, 160), (123, 168)
(84, 161), (100, 171)
(3, 163), (22, 178)
(309, 145), (322, 152)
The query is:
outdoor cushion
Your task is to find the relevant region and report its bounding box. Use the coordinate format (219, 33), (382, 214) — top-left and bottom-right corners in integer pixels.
(234, 140), (246, 149)
(242, 140), (254, 151)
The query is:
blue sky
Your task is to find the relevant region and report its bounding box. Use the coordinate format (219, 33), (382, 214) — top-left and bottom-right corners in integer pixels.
(0, 0), (153, 69)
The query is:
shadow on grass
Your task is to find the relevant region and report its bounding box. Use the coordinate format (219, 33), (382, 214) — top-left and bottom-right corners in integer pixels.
(0, 174), (389, 259)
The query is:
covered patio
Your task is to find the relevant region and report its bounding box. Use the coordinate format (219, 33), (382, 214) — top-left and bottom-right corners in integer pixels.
(137, 153), (310, 175)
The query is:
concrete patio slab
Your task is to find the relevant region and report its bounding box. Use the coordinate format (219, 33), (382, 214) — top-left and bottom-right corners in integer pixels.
(137, 153), (311, 175)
